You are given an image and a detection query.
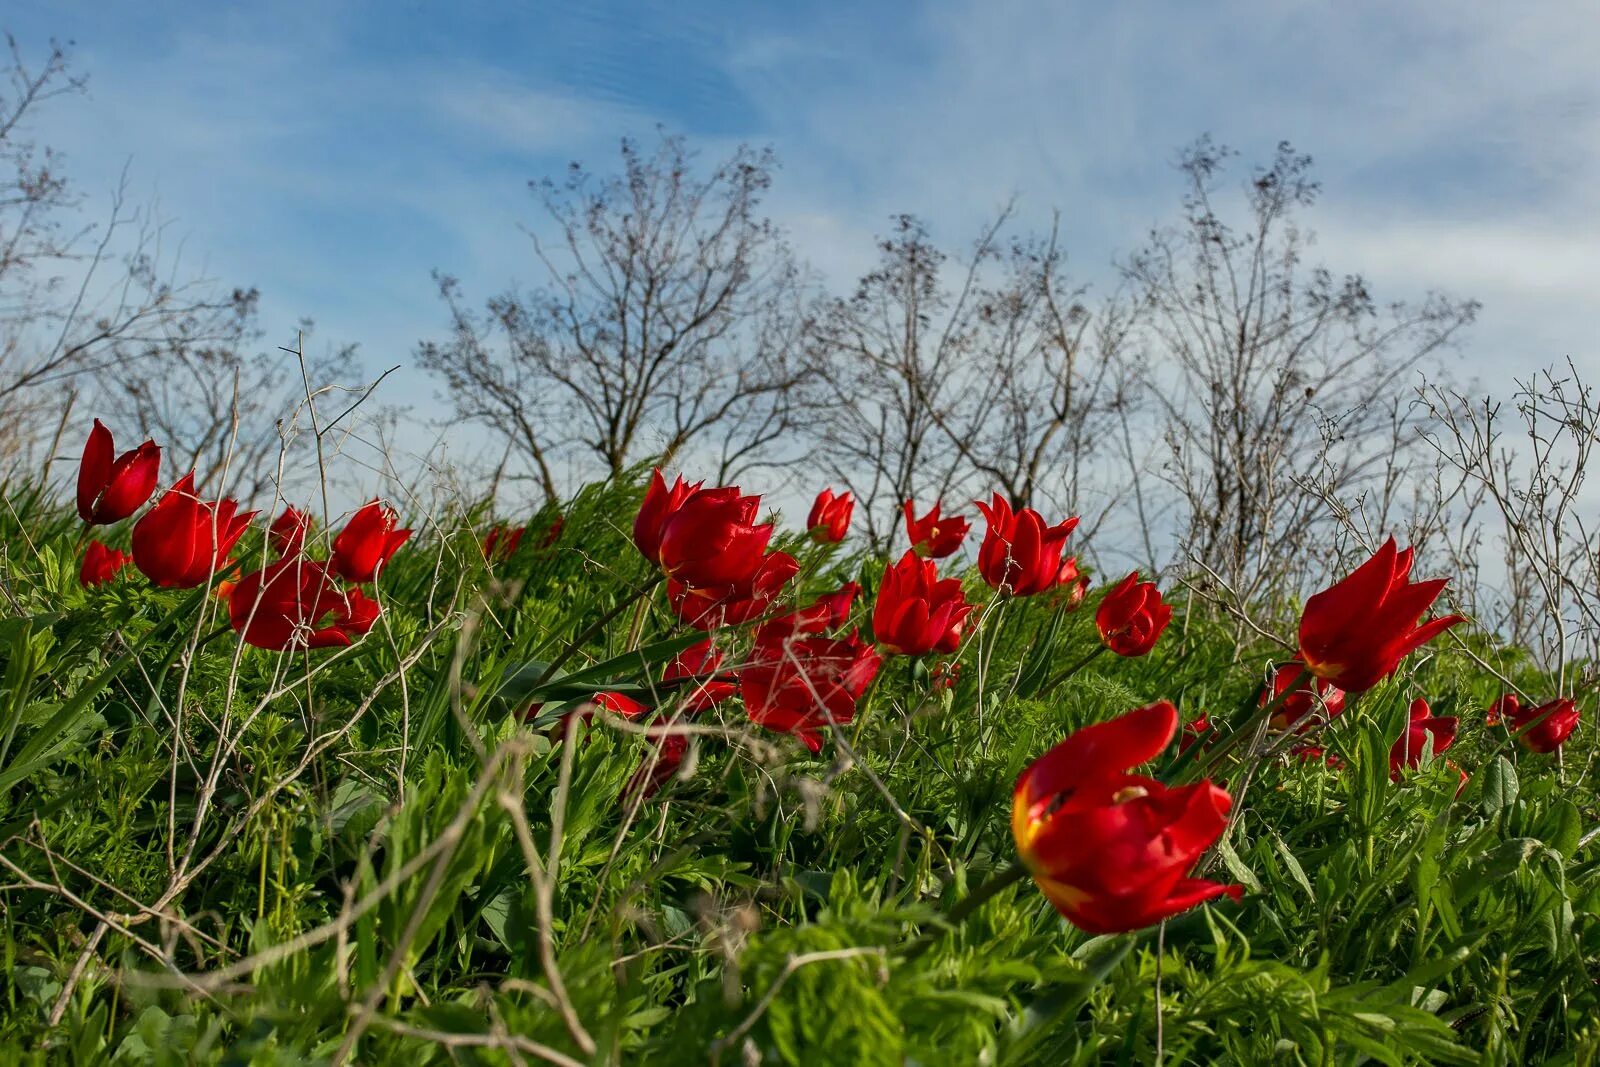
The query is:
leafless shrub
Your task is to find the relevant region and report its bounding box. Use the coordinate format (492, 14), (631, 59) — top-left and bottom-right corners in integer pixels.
(1418, 360), (1600, 689)
(1118, 138), (1478, 599)
(419, 132), (812, 505)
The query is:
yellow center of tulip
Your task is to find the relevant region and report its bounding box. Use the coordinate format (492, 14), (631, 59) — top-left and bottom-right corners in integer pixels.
(1111, 784), (1149, 804)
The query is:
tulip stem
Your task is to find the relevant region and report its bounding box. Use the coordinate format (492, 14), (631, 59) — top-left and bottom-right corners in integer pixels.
(902, 860), (1030, 961)
(1038, 644), (1108, 695)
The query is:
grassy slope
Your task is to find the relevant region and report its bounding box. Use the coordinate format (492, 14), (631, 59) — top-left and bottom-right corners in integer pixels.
(0, 471), (1596, 1065)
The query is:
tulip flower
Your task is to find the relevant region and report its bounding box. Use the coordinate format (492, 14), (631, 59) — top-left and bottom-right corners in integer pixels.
(806, 488), (854, 544)
(903, 500), (970, 559)
(663, 639), (739, 712)
(79, 540), (132, 587)
(76, 419), (161, 525)
(872, 550), (972, 656)
(130, 474), (254, 588)
(1298, 539), (1465, 693)
(1263, 660), (1345, 731)
(621, 731), (690, 802)
(668, 551), (800, 631)
(1177, 713), (1211, 756)
(269, 507), (312, 557)
(483, 523), (524, 561)
(634, 469), (704, 566)
(753, 582), (860, 646)
(1389, 698), (1458, 780)
(657, 486), (774, 592)
(974, 494), (1078, 596)
(538, 514), (564, 548)
(741, 632), (882, 752)
(228, 558), (377, 650)
(1012, 701), (1241, 934)
(1496, 694), (1580, 753)
(1095, 572), (1172, 657)
(331, 500), (412, 583)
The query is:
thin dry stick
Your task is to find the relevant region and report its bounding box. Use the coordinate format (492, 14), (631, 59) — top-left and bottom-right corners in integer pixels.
(355, 1014), (586, 1067)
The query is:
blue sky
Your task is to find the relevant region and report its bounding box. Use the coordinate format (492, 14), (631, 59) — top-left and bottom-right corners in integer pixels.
(8, 0), (1599, 425)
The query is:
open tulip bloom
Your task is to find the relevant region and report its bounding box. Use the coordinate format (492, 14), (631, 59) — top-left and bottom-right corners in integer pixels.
(79, 540), (133, 587)
(872, 550), (972, 656)
(975, 494), (1078, 596)
(229, 557), (380, 650)
(656, 486), (774, 592)
(1012, 701), (1241, 934)
(77, 419), (161, 525)
(633, 469), (703, 566)
(331, 500), (412, 583)
(903, 500), (970, 559)
(131, 473), (255, 588)
(1095, 572), (1173, 657)
(1495, 694), (1580, 753)
(740, 632), (882, 752)
(1388, 698), (1459, 781)
(1298, 539), (1465, 693)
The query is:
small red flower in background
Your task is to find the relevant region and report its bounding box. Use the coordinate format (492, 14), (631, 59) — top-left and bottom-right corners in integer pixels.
(1095, 572), (1172, 657)
(903, 500), (970, 559)
(657, 486), (773, 592)
(1291, 744), (1343, 769)
(752, 581), (859, 645)
(76, 419), (161, 525)
(932, 661), (961, 690)
(668, 551), (799, 631)
(1389, 697), (1459, 781)
(331, 500), (411, 583)
(634, 469), (702, 566)
(1177, 713), (1211, 756)
(807, 488), (854, 544)
(872, 550), (972, 656)
(228, 558), (378, 650)
(483, 523), (524, 561)
(1012, 701), (1241, 934)
(269, 507), (312, 557)
(539, 514), (564, 548)
(1496, 694), (1579, 753)
(1299, 539), (1465, 693)
(621, 730), (691, 803)
(741, 632), (882, 752)
(131, 473), (255, 588)
(1263, 660), (1346, 731)
(79, 541), (132, 587)
(663, 639), (738, 712)
(1484, 694), (1512, 726)
(974, 494), (1077, 596)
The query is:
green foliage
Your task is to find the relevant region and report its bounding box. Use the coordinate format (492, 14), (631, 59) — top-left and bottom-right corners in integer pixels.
(0, 469), (1595, 1064)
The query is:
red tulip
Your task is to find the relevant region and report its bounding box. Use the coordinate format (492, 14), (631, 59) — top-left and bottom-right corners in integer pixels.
(483, 523), (524, 561)
(903, 500), (970, 559)
(1095, 572), (1172, 657)
(1263, 660), (1345, 731)
(1299, 539), (1465, 693)
(1389, 698), (1459, 780)
(741, 632), (882, 752)
(1012, 701), (1241, 934)
(331, 500), (411, 583)
(663, 639), (738, 712)
(228, 558), (376, 650)
(539, 514), (564, 548)
(130, 474), (254, 588)
(621, 730), (691, 802)
(872, 550), (972, 656)
(752, 581), (860, 646)
(807, 488), (854, 544)
(269, 507), (312, 557)
(974, 494), (1078, 596)
(1177, 713), (1211, 756)
(932, 660), (961, 690)
(634, 469), (703, 566)
(1497, 695), (1580, 753)
(79, 540), (132, 587)
(1291, 744), (1343, 769)
(657, 486), (773, 592)
(76, 419), (161, 525)
(667, 551), (799, 631)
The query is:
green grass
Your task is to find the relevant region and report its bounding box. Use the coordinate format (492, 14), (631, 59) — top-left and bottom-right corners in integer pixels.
(1, 469), (1596, 1065)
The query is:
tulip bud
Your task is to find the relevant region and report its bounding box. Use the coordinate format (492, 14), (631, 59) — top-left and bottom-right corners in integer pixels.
(131, 474), (255, 588)
(1095, 572), (1172, 657)
(806, 488), (854, 544)
(76, 419), (161, 525)
(330, 500), (411, 583)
